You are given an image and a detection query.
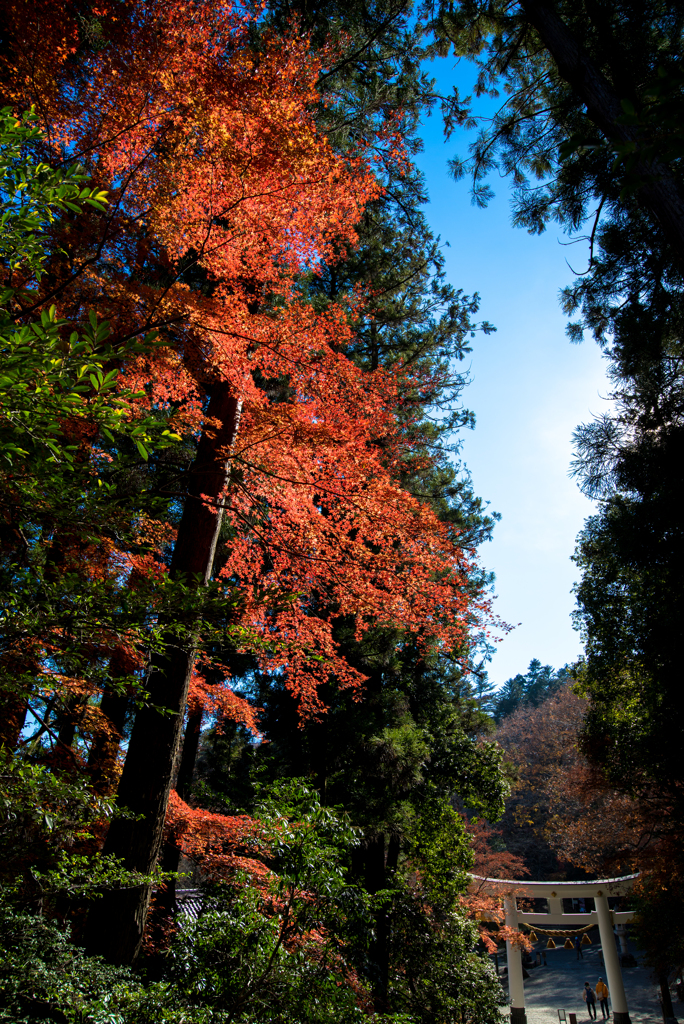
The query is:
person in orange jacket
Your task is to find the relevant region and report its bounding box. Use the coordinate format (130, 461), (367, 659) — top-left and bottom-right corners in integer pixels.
(595, 978), (610, 1019)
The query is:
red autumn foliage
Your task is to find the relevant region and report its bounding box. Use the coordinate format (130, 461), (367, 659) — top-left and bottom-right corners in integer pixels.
(1, 0), (502, 967)
(165, 789), (268, 884)
(186, 672), (260, 737)
(467, 816), (529, 881)
(459, 818), (530, 953)
(3, 0), (492, 725)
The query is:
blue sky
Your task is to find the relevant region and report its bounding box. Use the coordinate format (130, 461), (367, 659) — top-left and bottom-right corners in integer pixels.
(415, 59), (612, 688)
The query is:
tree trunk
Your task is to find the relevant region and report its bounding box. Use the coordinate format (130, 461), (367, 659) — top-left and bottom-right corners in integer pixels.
(0, 653), (38, 750)
(175, 708), (203, 802)
(658, 973), (676, 1022)
(152, 707), (203, 931)
(56, 697), (79, 751)
(154, 704), (204, 905)
(0, 692), (28, 750)
(364, 834), (394, 1012)
(87, 602), (160, 793)
(84, 382), (242, 964)
(520, 0), (684, 263)
(86, 686), (130, 796)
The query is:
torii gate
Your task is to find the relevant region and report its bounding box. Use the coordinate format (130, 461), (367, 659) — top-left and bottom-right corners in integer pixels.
(473, 873), (638, 1024)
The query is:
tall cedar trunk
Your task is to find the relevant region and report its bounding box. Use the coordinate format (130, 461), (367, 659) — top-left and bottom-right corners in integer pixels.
(364, 834), (395, 1012)
(51, 693), (86, 769)
(56, 696), (80, 750)
(87, 610), (159, 792)
(659, 974), (676, 1021)
(381, 836), (399, 1004)
(86, 687), (130, 795)
(155, 705), (204, 918)
(520, 0), (684, 264)
(0, 691), (28, 749)
(175, 708), (203, 802)
(86, 644), (143, 795)
(84, 383), (242, 964)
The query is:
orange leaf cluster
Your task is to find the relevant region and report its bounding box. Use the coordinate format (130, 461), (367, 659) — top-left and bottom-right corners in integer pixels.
(3, 0), (493, 730)
(166, 789), (269, 884)
(187, 672), (260, 736)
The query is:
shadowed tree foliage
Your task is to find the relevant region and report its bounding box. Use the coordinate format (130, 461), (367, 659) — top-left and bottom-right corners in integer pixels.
(492, 660), (573, 723)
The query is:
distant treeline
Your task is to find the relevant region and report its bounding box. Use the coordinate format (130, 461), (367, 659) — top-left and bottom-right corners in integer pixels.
(490, 659), (573, 722)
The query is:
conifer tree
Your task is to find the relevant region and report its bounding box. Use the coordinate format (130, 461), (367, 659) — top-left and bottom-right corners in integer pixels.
(1, 0), (503, 970)
(427, 0), (684, 976)
(169, 6), (510, 1013)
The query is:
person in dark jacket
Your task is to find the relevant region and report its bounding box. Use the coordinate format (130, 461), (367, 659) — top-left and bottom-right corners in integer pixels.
(583, 982), (597, 1020)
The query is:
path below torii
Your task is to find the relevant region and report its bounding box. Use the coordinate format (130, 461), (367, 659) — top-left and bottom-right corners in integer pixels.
(472, 874), (639, 1024)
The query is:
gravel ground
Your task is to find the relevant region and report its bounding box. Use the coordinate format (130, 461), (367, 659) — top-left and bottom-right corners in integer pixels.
(497, 931), (677, 1024)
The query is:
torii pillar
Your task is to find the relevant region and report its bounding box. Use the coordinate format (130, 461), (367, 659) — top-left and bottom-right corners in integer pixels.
(594, 890), (630, 1024)
(504, 896), (527, 1024)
